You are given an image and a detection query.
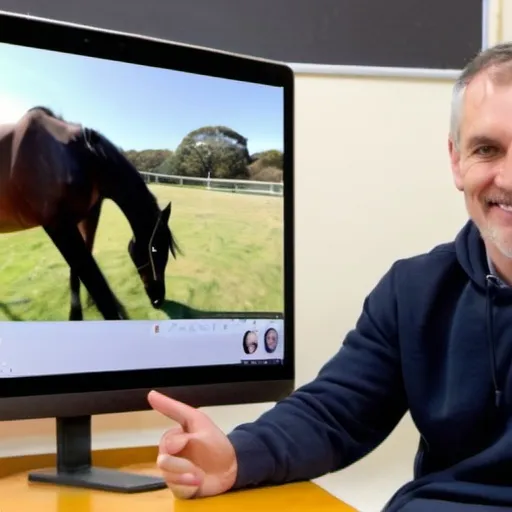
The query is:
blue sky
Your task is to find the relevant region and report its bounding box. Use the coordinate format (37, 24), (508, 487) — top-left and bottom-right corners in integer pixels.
(0, 42), (283, 154)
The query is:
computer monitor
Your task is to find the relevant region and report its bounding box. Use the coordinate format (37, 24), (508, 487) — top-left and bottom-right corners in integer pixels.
(0, 11), (294, 493)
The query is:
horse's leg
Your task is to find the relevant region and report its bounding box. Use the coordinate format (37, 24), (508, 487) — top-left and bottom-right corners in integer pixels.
(84, 200), (103, 308)
(68, 200), (104, 320)
(69, 269), (83, 320)
(45, 219), (128, 320)
(81, 200), (124, 313)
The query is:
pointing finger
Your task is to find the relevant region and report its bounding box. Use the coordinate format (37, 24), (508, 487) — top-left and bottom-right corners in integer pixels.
(148, 390), (197, 428)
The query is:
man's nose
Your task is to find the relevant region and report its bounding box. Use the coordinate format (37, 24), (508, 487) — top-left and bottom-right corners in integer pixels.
(495, 149), (512, 189)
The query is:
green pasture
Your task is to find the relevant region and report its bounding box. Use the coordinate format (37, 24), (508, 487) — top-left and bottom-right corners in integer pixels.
(0, 184), (284, 321)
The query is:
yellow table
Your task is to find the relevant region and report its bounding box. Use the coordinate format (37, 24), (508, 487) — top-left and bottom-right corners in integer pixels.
(0, 446), (357, 511)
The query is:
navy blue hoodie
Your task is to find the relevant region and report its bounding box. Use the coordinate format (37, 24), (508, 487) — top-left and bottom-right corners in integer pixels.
(227, 220), (512, 511)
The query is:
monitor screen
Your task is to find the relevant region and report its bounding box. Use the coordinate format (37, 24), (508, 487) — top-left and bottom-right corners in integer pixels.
(0, 24), (287, 383)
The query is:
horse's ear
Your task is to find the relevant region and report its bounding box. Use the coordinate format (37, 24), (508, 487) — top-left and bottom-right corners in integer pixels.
(160, 202), (172, 224)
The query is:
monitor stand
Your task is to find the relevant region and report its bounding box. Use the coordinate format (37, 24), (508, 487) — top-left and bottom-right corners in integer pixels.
(27, 415), (167, 493)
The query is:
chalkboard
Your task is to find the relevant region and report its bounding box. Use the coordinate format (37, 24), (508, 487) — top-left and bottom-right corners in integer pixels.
(0, 0), (485, 71)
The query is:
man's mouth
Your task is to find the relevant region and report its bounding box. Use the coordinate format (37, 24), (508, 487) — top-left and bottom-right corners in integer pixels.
(487, 200), (512, 212)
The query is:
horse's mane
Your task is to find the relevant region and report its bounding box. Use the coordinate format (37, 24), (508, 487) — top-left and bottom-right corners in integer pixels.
(86, 126), (161, 211)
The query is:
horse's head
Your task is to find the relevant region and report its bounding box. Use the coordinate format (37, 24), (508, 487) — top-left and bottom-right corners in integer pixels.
(128, 201), (179, 309)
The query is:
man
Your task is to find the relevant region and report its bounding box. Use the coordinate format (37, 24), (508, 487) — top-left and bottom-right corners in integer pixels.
(147, 42), (512, 511)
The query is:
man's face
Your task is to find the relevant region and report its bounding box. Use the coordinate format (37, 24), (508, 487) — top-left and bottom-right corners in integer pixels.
(450, 69), (512, 258)
(266, 330), (278, 351)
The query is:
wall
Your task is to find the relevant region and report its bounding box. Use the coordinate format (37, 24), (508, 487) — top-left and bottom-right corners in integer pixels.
(293, 72), (466, 512)
(0, 1), (505, 511)
(501, 0), (512, 40)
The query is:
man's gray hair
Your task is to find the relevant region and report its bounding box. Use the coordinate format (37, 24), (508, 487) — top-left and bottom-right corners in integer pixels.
(450, 42), (512, 150)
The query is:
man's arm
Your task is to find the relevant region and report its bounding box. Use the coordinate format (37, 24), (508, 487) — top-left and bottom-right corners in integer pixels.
(227, 262), (408, 489)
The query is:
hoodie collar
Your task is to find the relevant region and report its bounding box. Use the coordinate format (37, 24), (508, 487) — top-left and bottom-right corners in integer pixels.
(455, 219), (512, 292)
(486, 254), (508, 289)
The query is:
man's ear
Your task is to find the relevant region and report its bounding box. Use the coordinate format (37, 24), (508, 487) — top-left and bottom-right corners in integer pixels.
(449, 136), (464, 191)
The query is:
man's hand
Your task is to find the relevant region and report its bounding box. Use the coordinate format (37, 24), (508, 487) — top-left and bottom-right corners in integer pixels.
(148, 390), (238, 499)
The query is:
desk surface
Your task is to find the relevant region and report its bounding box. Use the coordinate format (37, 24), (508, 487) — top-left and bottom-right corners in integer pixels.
(0, 446), (357, 512)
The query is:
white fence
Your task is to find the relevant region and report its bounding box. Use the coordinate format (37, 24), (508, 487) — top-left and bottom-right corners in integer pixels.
(140, 171), (283, 197)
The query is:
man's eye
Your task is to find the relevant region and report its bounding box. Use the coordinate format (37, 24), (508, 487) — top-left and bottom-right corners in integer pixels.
(474, 145), (498, 156)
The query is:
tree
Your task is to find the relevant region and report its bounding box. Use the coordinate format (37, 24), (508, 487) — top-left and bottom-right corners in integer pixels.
(154, 153), (178, 175)
(123, 149), (173, 174)
(250, 166), (283, 182)
(250, 149), (283, 170)
(248, 149), (284, 182)
(173, 126), (251, 180)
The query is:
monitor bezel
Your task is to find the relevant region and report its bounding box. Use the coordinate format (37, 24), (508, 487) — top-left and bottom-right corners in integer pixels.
(0, 11), (294, 419)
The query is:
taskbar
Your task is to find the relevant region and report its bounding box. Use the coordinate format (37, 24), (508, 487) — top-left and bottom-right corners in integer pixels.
(240, 358), (283, 366)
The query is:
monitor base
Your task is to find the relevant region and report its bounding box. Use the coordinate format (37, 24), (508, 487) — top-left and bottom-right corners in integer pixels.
(28, 466), (166, 493)
(26, 414), (166, 493)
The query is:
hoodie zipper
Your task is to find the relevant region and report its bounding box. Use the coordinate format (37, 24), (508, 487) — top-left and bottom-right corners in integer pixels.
(485, 274), (502, 408)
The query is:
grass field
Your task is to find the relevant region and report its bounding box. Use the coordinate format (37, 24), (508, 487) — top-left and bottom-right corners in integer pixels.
(0, 184), (284, 321)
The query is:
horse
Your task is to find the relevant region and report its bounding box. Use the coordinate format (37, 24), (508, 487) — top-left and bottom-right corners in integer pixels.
(0, 106), (181, 321)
